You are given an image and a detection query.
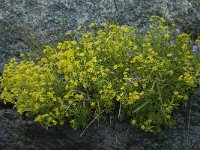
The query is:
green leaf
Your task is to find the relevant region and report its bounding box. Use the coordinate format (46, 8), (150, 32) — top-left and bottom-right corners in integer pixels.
(133, 101), (150, 113)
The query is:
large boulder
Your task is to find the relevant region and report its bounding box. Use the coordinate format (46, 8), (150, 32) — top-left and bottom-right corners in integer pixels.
(0, 0), (200, 72)
(1, 89), (200, 150)
(0, 0), (200, 149)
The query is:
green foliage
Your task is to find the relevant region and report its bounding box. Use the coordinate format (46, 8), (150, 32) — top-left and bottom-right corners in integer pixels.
(1, 16), (200, 133)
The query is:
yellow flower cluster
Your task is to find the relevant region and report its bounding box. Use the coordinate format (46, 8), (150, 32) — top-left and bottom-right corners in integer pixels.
(1, 16), (200, 132)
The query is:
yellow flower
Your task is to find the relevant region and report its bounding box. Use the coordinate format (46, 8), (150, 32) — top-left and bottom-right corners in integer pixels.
(127, 91), (141, 105)
(164, 33), (170, 39)
(91, 77), (97, 82)
(35, 115), (43, 123)
(77, 25), (82, 30)
(116, 95), (121, 101)
(90, 102), (96, 107)
(165, 115), (171, 119)
(70, 119), (75, 124)
(66, 50), (74, 57)
(113, 65), (118, 69)
(87, 67), (94, 73)
(59, 120), (65, 125)
(142, 84), (146, 89)
(65, 30), (71, 35)
(133, 45), (138, 50)
(167, 53), (172, 57)
(168, 70), (174, 76)
(132, 82), (138, 87)
(131, 119), (136, 125)
(57, 42), (63, 49)
(20, 53), (25, 59)
(173, 91), (179, 95)
(83, 82), (88, 88)
(75, 94), (84, 99)
(89, 23), (95, 28)
(79, 53), (85, 57)
(141, 125), (145, 130)
(102, 23), (108, 28)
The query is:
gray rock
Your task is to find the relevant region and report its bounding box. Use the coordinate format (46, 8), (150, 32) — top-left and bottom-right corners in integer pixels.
(1, 91), (200, 150)
(1, 0), (200, 149)
(1, 0), (200, 72)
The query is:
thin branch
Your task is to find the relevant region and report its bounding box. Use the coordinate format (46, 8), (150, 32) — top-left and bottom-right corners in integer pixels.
(80, 109), (105, 137)
(118, 101), (122, 118)
(63, 98), (97, 102)
(186, 102), (192, 143)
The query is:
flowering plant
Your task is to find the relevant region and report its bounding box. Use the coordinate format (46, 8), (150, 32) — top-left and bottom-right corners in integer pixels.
(1, 16), (200, 133)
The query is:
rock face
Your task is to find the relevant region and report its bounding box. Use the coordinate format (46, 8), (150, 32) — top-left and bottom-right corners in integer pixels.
(1, 89), (200, 150)
(1, 0), (200, 149)
(1, 0), (200, 72)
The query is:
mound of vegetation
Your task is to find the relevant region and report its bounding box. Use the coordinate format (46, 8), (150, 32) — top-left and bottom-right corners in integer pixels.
(1, 16), (200, 133)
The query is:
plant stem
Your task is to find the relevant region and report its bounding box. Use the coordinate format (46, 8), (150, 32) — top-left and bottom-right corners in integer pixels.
(80, 109), (105, 137)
